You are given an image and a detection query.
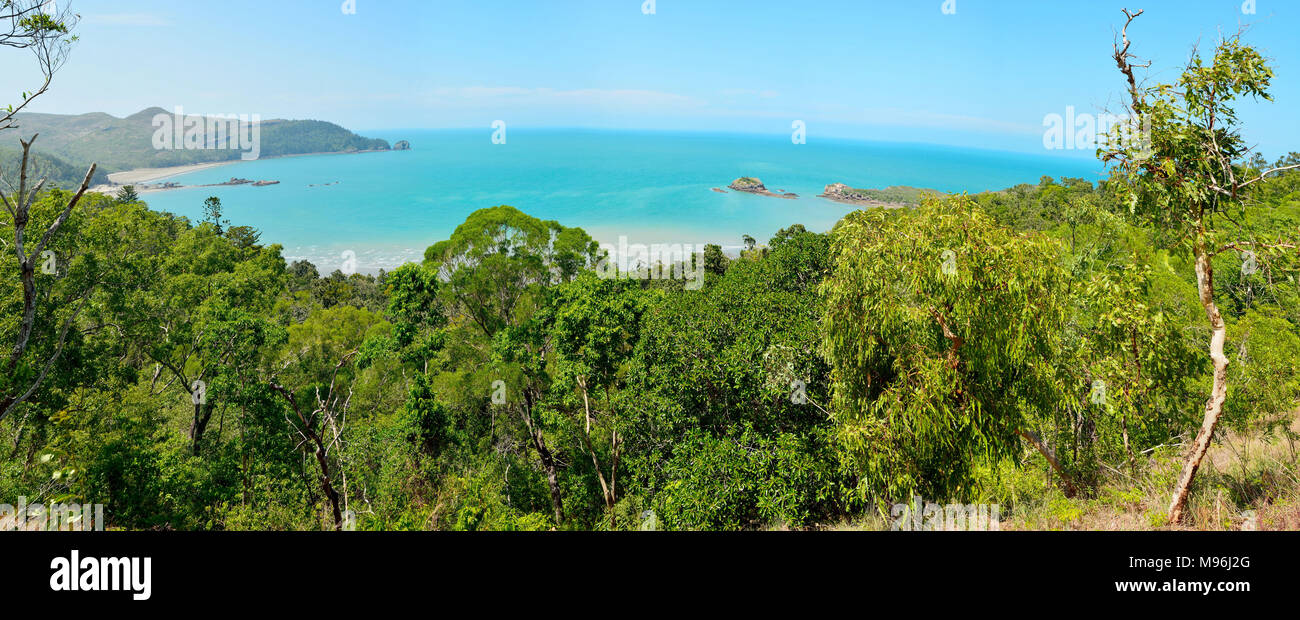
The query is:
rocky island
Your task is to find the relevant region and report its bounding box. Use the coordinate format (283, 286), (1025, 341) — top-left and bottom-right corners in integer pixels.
(394, 140), (412, 151)
(818, 183), (940, 208)
(727, 177), (798, 199)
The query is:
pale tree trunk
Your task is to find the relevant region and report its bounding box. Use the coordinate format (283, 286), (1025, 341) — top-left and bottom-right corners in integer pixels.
(1017, 429), (1077, 497)
(577, 378), (621, 528)
(1168, 241), (1230, 524)
(521, 388), (564, 526)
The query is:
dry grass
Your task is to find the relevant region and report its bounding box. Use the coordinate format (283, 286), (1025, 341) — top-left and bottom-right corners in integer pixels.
(999, 409), (1300, 531)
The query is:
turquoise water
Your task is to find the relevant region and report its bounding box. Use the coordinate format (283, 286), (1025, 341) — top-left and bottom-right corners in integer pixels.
(140, 130), (1102, 274)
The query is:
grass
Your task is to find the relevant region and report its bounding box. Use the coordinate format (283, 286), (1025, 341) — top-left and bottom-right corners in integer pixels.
(999, 410), (1300, 531)
(822, 409), (1299, 531)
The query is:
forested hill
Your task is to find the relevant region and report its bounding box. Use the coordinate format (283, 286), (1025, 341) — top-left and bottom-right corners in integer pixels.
(2, 108), (391, 185)
(0, 146), (111, 189)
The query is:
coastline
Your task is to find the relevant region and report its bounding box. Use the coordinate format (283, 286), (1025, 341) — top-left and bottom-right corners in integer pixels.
(93, 161), (241, 194)
(817, 194), (910, 209)
(89, 148), (392, 195)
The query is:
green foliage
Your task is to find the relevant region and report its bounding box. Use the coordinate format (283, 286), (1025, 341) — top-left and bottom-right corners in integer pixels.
(5, 17), (1300, 532)
(823, 195), (1072, 505)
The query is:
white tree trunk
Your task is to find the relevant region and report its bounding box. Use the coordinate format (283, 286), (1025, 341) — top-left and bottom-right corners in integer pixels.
(1167, 244), (1229, 524)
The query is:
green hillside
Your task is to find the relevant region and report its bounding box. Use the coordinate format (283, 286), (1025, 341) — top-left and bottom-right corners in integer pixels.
(0, 146), (111, 190)
(3, 108), (391, 179)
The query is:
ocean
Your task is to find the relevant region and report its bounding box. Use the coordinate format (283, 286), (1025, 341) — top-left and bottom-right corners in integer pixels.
(139, 129), (1102, 274)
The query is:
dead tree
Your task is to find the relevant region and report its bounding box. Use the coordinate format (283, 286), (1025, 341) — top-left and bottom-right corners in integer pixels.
(0, 134), (96, 423)
(271, 352), (359, 531)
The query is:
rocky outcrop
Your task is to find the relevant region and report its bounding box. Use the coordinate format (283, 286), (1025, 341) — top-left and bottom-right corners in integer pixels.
(393, 140), (412, 151)
(727, 177), (798, 199)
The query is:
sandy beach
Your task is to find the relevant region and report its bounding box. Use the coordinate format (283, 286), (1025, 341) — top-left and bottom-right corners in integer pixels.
(89, 161), (241, 195)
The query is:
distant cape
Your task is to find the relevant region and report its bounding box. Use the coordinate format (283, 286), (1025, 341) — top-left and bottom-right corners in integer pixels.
(3, 107), (392, 188)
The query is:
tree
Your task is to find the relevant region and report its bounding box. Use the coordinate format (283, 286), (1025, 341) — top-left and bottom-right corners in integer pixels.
(203, 196), (226, 235)
(0, 137), (96, 423)
(703, 243), (728, 277)
(822, 196), (1074, 504)
(423, 206), (602, 526)
(538, 272), (647, 526)
(0, 2), (86, 423)
(271, 352), (358, 531)
(105, 225), (289, 455)
(1, 0), (78, 133)
(424, 205), (600, 337)
(1102, 9), (1300, 523)
(115, 185), (139, 204)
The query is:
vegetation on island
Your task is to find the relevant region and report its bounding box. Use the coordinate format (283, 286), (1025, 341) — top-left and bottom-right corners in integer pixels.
(2, 5), (1298, 531)
(820, 183), (944, 207)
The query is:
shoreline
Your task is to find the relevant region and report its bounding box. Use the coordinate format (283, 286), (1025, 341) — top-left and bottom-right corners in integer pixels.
(90, 149), (392, 195)
(817, 194), (910, 209)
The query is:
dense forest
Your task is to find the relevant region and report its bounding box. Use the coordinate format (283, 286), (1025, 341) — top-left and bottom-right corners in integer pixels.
(2, 6), (1299, 531)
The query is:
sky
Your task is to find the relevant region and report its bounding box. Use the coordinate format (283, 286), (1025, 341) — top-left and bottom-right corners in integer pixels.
(3, 0), (1299, 157)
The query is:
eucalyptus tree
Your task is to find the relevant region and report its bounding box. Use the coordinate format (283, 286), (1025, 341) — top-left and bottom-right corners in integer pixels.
(423, 205), (601, 337)
(822, 196), (1075, 505)
(423, 206), (602, 526)
(1102, 9), (1300, 523)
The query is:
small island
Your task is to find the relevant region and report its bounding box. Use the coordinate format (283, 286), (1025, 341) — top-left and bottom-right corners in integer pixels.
(727, 177), (798, 199)
(818, 183), (940, 208)
(393, 140), (412, 151)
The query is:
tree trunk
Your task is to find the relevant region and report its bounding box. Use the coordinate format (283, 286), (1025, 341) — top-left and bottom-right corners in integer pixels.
(521, 389), (564, 526)
(1017, 429), (1077, 497)
(313, 446), (344, 531)
(578, 379), (616, 519)
(1167, 243), (1230, 524)
(190, 401), (214, 456)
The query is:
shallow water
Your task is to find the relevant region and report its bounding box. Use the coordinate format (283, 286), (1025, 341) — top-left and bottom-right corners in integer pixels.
(140, 129), (1102, 273)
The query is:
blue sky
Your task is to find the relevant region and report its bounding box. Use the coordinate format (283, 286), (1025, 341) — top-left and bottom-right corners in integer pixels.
(4, 0), (1299, 157)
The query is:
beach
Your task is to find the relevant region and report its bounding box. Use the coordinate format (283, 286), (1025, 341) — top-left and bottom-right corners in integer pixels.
(90, 160), (240, 195)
